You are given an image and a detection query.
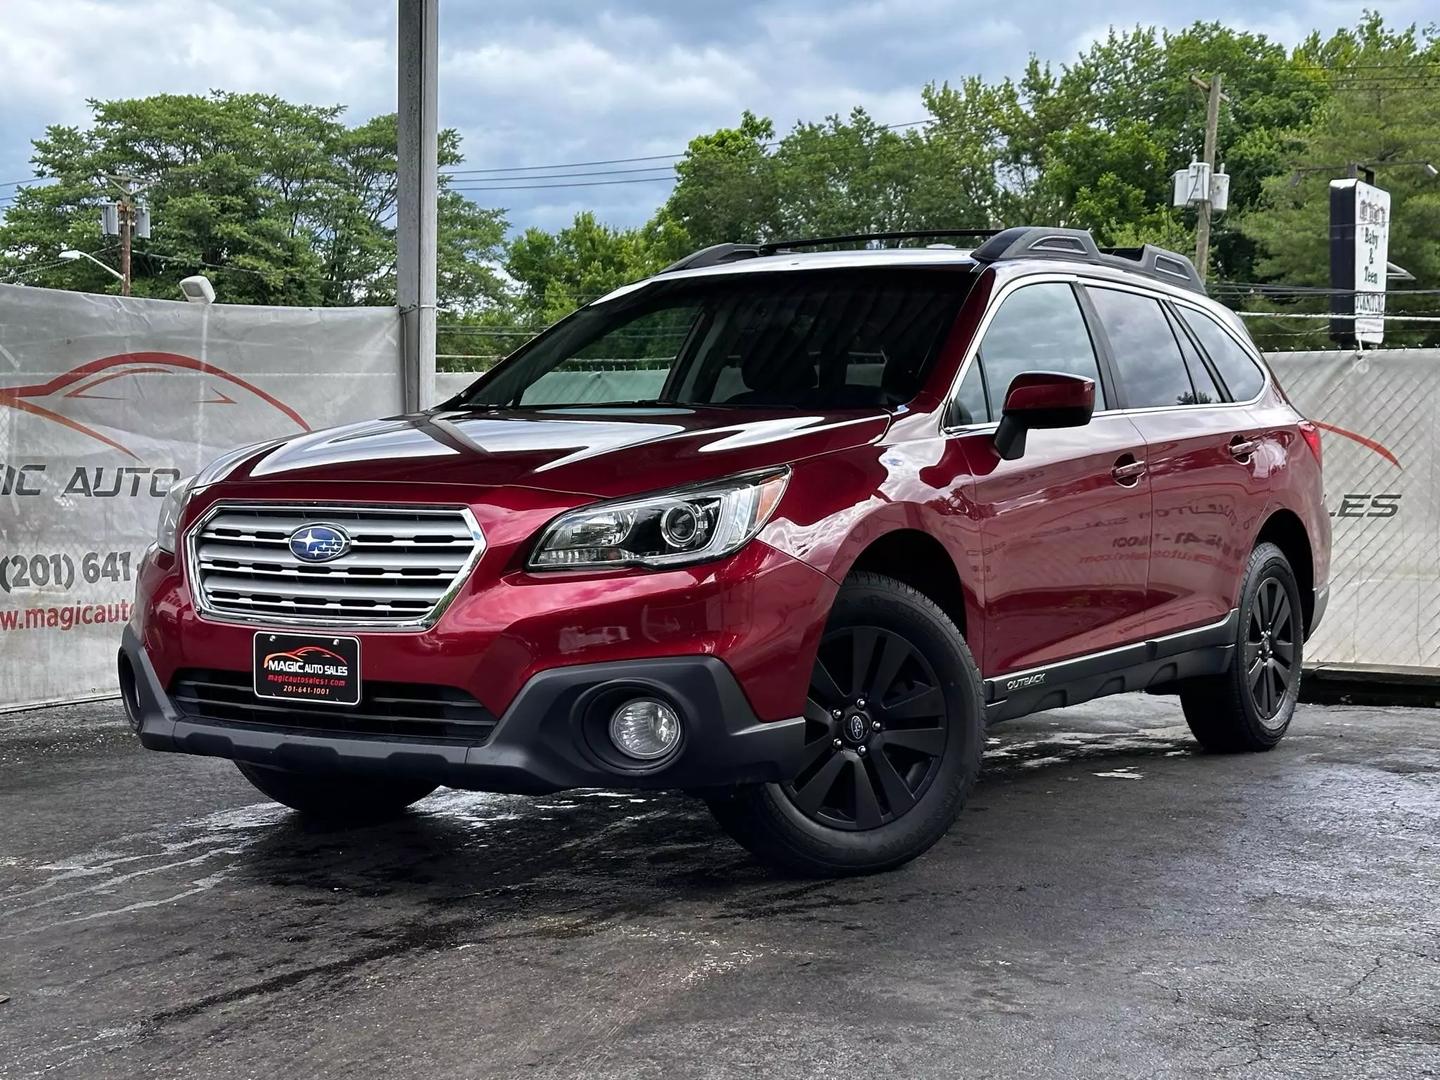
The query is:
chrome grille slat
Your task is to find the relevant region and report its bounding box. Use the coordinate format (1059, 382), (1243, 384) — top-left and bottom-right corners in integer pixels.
(199, 534), (470, 549)
(187, 503), (484, 629)
(202, 512), (473, 539)
(199, 565), (457, 583)
(195, 542), (469, 569)
(216, 596), (432, 614)
(204, 574), (448, 600)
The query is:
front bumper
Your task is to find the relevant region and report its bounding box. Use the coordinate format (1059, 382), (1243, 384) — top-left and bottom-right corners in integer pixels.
(121, 623), (805, 794)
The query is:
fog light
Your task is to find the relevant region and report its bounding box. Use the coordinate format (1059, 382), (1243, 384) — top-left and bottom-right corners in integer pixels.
(609, 698), (682, 761)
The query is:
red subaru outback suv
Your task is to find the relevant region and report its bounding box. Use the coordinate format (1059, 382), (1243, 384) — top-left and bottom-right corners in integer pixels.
(119, 227), (1329, 875)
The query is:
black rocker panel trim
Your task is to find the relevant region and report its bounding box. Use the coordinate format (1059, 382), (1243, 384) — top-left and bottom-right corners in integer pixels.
(982, 610), (1238, 724)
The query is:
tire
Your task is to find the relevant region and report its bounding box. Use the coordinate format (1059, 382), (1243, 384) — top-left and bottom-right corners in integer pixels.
(707, 571), (984, 876)
(235, 761), (437, 822)
(1180, 542), (1303, 753)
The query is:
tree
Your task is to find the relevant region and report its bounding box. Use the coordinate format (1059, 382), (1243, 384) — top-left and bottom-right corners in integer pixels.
(1000, 24), (1329, 270)
(659, 111), (778, 248)
(1239, 17), (1440, 347)
(770, 107), (991, 237)
(0, 92), (507, 311)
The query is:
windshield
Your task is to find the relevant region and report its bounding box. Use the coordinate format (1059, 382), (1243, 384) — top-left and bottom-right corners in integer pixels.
(458, 268), (975, 410)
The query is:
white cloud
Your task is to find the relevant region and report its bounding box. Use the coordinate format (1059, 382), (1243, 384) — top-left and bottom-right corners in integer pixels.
(0, 0), (393, 126)
(0, 0), (1415, 233)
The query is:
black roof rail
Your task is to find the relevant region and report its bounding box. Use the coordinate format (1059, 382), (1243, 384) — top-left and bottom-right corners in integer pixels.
(659, 231), (1003, 275)
(759, 228), (1003, 253)
(662, 226), (1205, 293)
(659, 243), (766, 274)
(971, 226), (1204, 293)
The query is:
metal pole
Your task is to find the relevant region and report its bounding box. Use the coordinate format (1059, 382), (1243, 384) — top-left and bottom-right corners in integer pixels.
(1193, 73), (1222, 283)
(396, 0), (439, 412)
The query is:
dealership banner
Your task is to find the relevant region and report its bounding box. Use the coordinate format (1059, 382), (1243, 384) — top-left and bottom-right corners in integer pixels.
(1269, 349), (1437, 671)
(0, 284), (400, 710)
(1, 307), (1433, 711)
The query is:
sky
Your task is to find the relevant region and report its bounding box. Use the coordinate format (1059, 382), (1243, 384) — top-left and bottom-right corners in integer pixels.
(0, 0), (1429, 235)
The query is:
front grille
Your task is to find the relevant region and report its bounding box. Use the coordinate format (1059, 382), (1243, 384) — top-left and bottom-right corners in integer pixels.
(170, 669), (498, 745)
(188, 504), (484, 628)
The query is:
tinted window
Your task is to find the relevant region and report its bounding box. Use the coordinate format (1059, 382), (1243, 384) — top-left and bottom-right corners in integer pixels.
(949, 360), (988, 425)
(1167, 307), (1223, 404)
(518, 306), (697, 405)
(976, 283), (1106, 416)
(1088, 288), (1194, 409)
(1178, 307), (1266, 401)
(465, 269), (974, 410)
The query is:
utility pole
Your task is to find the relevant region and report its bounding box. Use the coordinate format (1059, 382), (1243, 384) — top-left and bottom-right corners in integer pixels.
(102, 175), (149, 296)
(118, 192), (133, 296)
(1190, 73), (1224, 283)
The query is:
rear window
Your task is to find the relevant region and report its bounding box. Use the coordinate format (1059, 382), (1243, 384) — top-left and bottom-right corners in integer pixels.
(460, 268), (975, 410)
(1177, 307), (1267, 401)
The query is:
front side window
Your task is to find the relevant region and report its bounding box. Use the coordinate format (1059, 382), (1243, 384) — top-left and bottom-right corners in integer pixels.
(971, 282), (1107, 418)
(1088, 287), (1195, 409)
(1178, 307), (1267, 401)
(462, 269), (975, 410)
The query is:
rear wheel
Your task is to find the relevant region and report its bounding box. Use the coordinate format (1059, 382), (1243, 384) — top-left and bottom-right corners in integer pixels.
(1180, 542), (1303, 752)
(235, 762), (437, 821)
(707, 572), (983, 876)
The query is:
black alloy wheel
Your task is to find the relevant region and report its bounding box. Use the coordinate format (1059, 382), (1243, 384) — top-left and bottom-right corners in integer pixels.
(1246, 576), (1296, 723)
(783, 624), (949, 831)
(1179, 542), (1303, 753)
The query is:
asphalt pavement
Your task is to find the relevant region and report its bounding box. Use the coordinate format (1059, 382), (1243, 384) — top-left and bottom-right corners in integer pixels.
(2, 694), (1437, 1079)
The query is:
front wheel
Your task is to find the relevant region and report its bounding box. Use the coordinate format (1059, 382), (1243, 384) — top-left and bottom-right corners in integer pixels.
(235, 762), (437, 822)
(707, 572), (984, 876)
(1180, 542), (1303, 752)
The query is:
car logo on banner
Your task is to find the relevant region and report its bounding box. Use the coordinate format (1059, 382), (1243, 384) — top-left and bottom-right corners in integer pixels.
(288, 524), (351, 562)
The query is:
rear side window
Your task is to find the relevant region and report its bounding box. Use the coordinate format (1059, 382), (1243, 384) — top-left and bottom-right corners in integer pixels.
(1178, 307), (1266, 401)
(1166, 307), (1223, 404)
(1088, 287), (1194, 409)
(974, 282), (1107, 417)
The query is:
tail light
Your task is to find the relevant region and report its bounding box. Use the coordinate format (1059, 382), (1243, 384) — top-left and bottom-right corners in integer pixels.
(1298, 421), (1322, 466)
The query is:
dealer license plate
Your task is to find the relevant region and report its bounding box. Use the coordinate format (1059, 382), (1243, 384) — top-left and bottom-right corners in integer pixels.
(253, 632), (362, 706)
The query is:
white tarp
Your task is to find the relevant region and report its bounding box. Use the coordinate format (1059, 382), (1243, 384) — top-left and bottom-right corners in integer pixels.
(1270, 349), (1438, 671)
(2, 297), (1433, 710)
(0, 284), (400, 710)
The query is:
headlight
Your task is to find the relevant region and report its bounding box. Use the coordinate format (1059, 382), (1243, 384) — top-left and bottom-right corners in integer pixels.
(155, 474), (197, 553)
(529, 468), (790, 570)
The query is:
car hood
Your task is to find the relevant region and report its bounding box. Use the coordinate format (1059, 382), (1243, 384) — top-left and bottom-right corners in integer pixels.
(224, 405), (892, 498)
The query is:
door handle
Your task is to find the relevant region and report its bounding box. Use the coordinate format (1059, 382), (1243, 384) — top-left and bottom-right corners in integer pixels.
(1111, 456), (1147, 485)
(1229, 436), (1258, 459)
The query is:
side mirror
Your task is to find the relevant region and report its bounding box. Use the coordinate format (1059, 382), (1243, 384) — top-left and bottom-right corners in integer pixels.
(994, 371), (1096, 461)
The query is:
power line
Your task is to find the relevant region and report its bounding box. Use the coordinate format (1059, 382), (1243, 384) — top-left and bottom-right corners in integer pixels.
(449, 175), (678, 193)
(135, 249), (274, 278)
(1237, 311), (1440, 322)
(448, 164), (677, 183)
(440, 118), (936, 178)
(1, 246), (115, 283)
(442, 151), (688, 177)
(1212, 282), (1440, 297)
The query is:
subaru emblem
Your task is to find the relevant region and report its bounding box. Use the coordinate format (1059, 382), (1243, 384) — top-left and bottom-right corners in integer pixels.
(288, 523), (351, 563)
